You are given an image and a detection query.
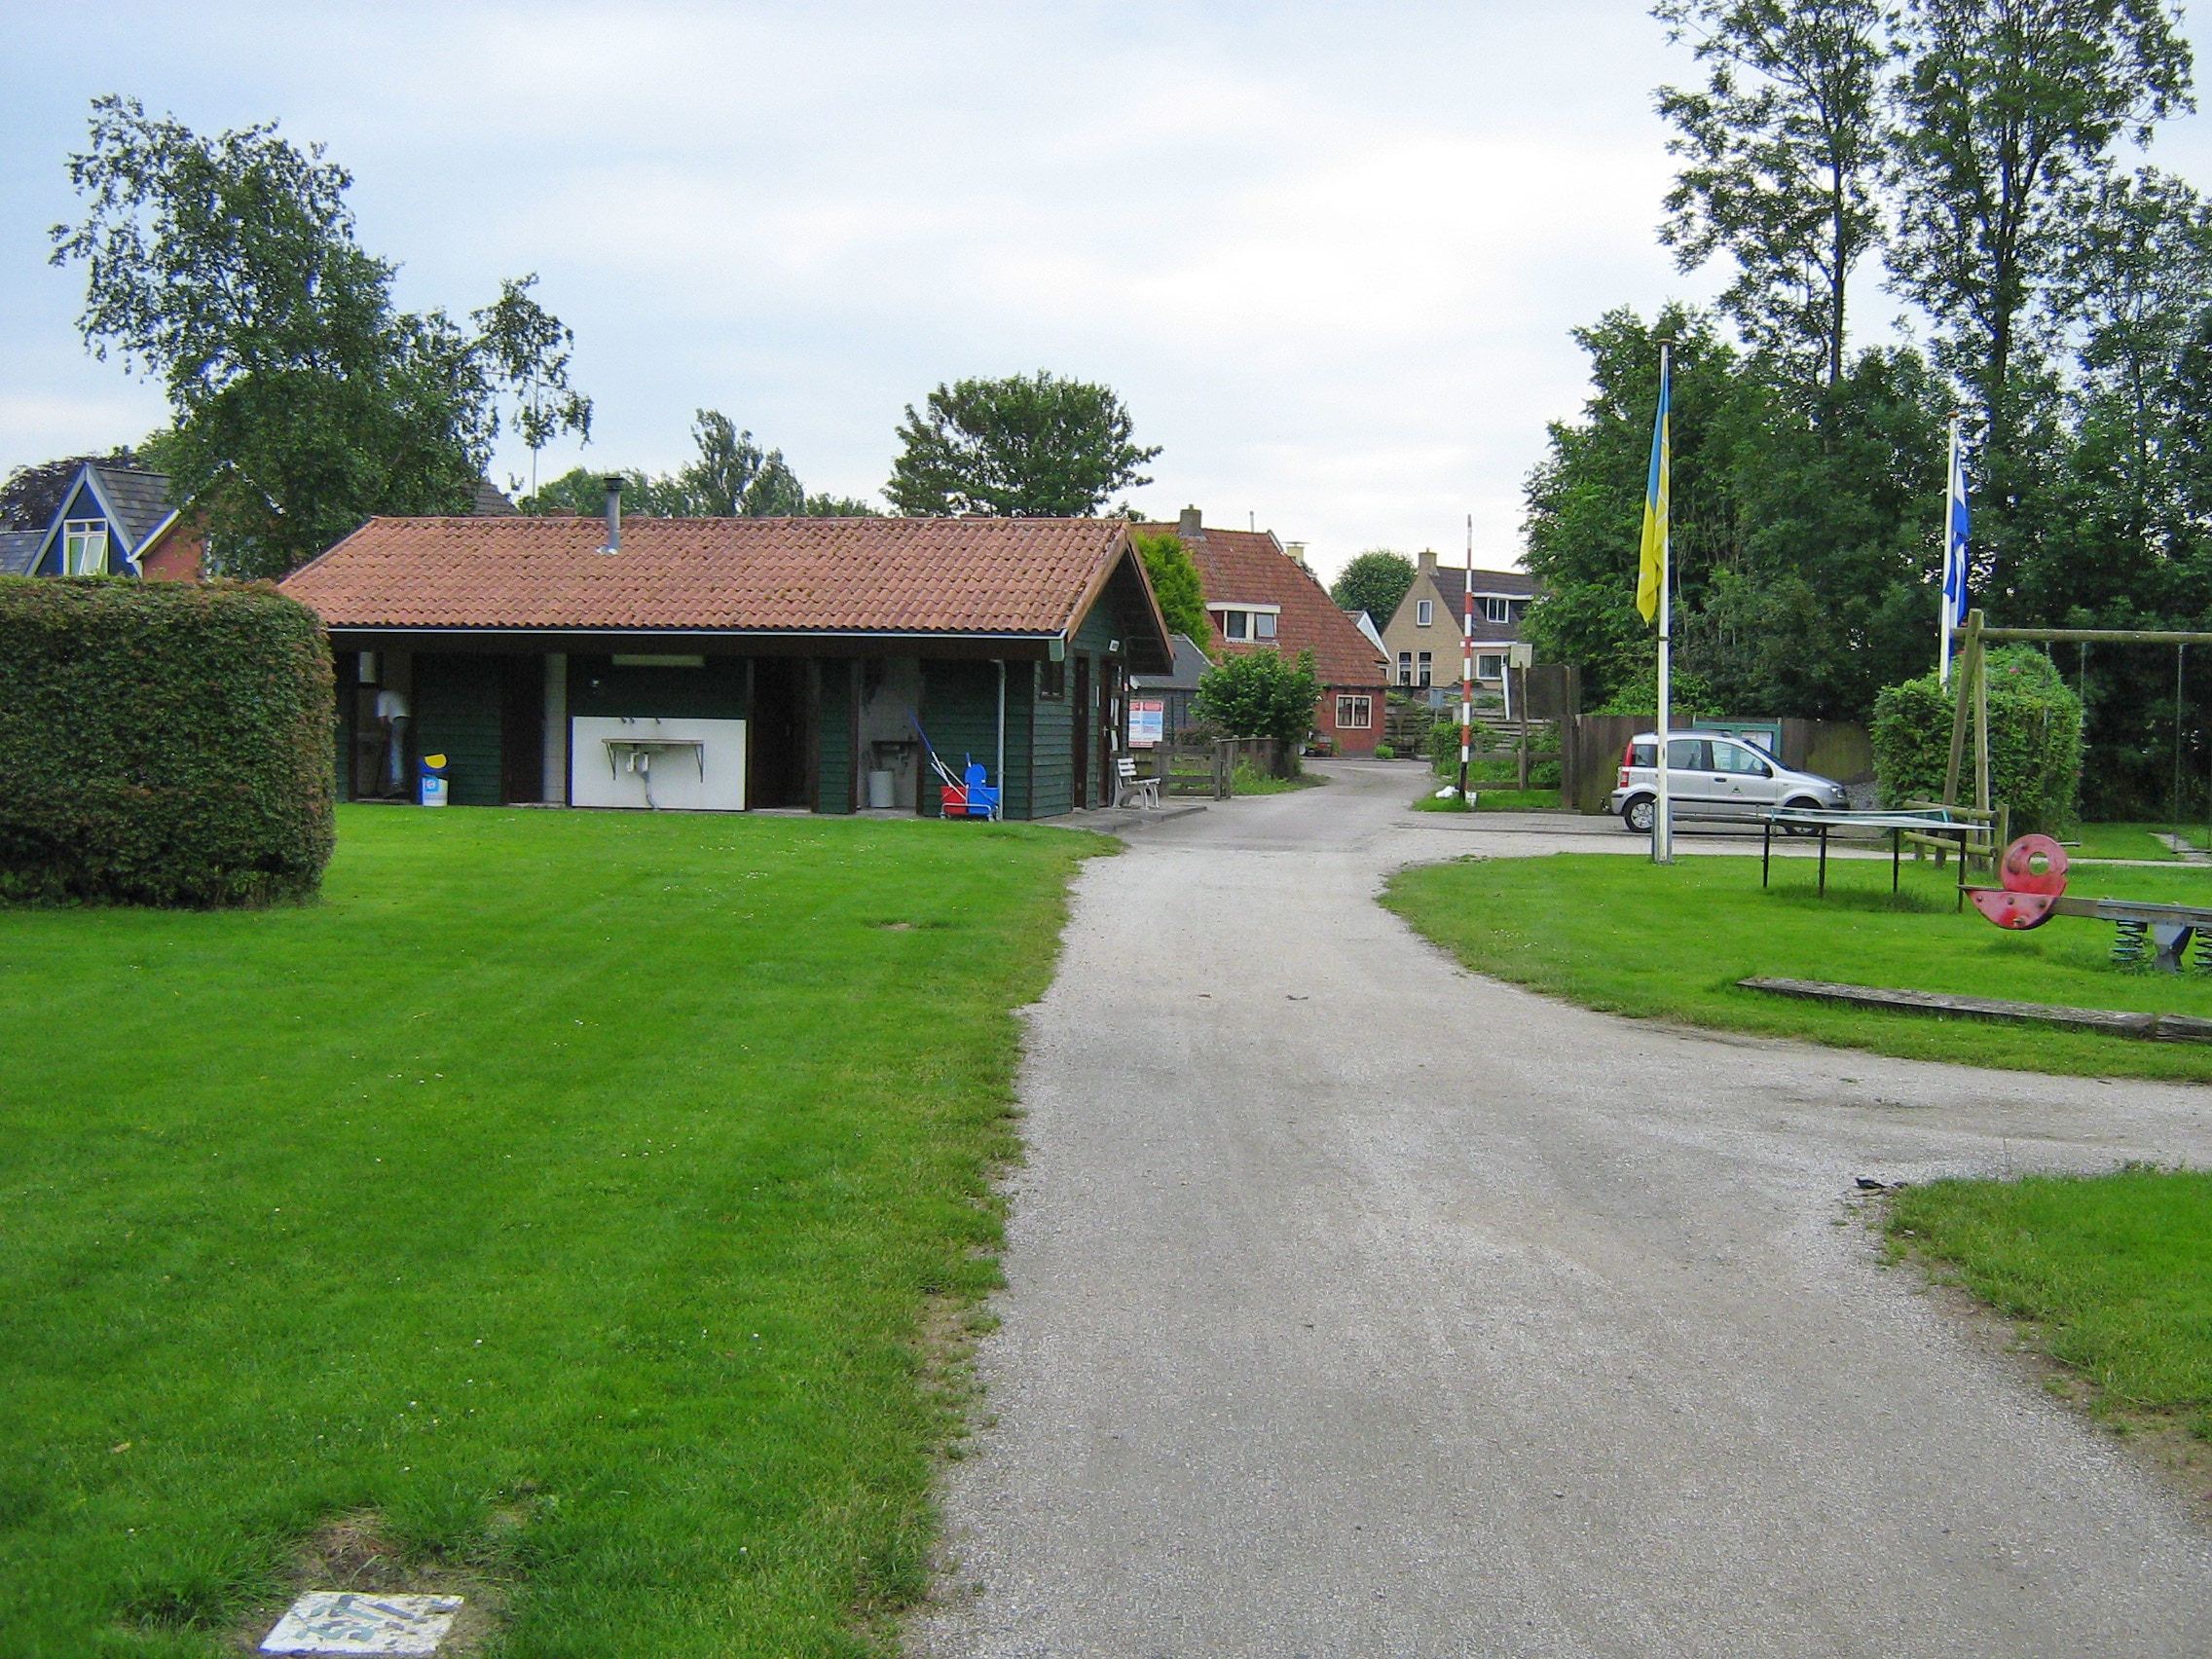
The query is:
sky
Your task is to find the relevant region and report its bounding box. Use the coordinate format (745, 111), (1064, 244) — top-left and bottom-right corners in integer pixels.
(6, 1), (2212, 584)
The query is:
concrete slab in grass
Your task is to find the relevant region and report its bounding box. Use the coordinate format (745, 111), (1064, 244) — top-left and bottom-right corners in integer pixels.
(260, 1593), (463, 1656)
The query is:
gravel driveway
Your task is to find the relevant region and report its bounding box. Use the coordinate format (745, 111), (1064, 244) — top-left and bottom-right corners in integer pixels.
(914, 761), (2212, 1659)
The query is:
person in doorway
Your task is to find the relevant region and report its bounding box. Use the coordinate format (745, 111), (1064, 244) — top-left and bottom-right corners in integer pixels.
(375, 685), (410, 797)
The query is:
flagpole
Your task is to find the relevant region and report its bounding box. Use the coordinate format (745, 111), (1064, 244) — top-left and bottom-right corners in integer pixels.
(1938, 412), (1961, 688)
(1653, 341), (1674, 866)
(1458, 514), (1473, 801)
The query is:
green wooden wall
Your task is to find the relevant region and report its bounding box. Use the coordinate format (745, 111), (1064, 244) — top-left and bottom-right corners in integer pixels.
(569, 655), (747, 719)
(818, 662), (855, 815)
(414, 654), (504, 807)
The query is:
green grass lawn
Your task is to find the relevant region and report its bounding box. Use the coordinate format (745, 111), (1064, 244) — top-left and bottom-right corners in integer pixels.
(1231, 764), (1324, 795)
(1383, 850), (2212, 1079)
(0, 806), (1101, 1656)
(1888, 1168), (2212, 1432)
(2068, 822), (2194, 861)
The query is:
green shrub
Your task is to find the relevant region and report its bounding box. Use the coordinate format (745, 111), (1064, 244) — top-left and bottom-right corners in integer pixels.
(1373, 742), (1397, 759)
(1194, 648), (1319, 749)
(1871, 647), (2083, 834)
(0, 577), (335, 905)
(1429, 718), (1500, 776)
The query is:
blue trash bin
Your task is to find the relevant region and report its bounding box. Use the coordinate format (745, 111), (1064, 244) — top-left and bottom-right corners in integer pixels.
(419, 753), (451, 807)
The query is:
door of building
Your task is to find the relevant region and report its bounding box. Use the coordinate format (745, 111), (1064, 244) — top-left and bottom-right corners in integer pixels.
(749, 658), (807, 808)
(499, 656), (544, 804)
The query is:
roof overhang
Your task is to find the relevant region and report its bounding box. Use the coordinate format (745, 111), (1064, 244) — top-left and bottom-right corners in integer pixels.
(323, 625), (1077, 661)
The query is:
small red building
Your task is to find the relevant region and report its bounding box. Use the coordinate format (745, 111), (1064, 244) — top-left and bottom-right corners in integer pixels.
(1141, 508), (1390, 756)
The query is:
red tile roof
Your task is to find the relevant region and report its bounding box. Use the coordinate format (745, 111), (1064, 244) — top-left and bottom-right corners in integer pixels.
(1140, 523), (1389, 686)
(281, 515), (1154, 640)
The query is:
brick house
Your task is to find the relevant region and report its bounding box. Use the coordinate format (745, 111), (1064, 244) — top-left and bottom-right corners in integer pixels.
(1377, 549), (1537, 710)
(1139, 508), (1390, 756)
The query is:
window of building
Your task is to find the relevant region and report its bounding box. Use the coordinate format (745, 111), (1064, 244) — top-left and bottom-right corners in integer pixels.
(1417, 651), (1432, 687)
(1481, 595), (1512, 624)
(63, 520), (108, 575)
(1397, 651), (1413, 685)
(1336, 694), (1372, 729)
(1209, 603), (1281, 645)
(1416, 599), (1433, 627)
(1476, 652), (1505, 681)
(1039, 659), (1066, 698)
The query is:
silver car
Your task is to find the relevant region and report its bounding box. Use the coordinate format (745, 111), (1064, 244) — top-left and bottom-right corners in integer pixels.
(1607, 730), (1847, 833)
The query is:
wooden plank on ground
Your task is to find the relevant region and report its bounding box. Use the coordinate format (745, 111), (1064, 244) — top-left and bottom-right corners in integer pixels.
(1733, 976), (2212, 1041)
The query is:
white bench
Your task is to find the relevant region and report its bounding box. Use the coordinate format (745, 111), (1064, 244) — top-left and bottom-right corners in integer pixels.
(1115, 755), (1161, 810)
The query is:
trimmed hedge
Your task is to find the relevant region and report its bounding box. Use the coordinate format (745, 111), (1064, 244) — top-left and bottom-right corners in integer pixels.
(1871, 646), (2083, 835)
(0, 577), (335, 905)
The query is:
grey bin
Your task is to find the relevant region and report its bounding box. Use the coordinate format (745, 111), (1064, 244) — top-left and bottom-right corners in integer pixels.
(866, 769), (896, 810)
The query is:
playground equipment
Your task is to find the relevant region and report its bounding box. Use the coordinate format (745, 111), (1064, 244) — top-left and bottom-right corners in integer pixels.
(1964, 831), (2212, 971)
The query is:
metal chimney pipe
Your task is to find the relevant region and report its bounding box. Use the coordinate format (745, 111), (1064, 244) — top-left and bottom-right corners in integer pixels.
(601, 475), (624, 553)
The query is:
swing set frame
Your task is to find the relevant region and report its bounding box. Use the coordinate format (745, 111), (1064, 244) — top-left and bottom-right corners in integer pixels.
(1943, 606), (2212, 830)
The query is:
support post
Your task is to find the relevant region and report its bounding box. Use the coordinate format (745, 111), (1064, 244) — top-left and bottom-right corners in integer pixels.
(1943, 609), (1981, 806)
(1652, 340), (1675, 866)
(1972, 617), (1992, 817)
(1458, 515), (1473, 800)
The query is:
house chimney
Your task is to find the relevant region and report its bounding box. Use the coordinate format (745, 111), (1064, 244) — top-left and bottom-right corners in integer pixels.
(601, 475), (624, 553)
(1285, 541), (1308, 568)
(1417, 548), (1438, 578)
(1177, 505), (1202, 538)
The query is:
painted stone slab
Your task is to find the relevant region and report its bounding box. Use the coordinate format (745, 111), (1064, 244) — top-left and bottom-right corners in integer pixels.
(260, 1592), (463, 1656)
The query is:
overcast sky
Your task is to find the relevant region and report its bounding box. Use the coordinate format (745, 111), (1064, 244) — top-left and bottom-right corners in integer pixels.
(6, 1), (2212, 581)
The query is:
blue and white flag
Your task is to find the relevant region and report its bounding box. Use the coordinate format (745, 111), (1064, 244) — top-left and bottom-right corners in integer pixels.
(1942, 429), (1970, 626)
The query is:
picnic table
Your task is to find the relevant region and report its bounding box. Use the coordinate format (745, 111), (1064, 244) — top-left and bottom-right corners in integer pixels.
(1758, 806), (1974, 897)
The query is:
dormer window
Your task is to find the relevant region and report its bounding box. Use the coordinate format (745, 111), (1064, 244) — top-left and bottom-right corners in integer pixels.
(1209, 603), (1280, 644)
(64, 520), (108, 575)
(1482, 595), (1512, 624)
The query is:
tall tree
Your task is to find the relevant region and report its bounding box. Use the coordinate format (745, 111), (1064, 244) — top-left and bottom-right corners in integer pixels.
(678, 409), (806, 516)
(50, 97), (590, 577)
(1887, 0), (2193, 600)
(1654, 0), (1893, 398)
(885, 371), (1160, 517)
(1330, 550), (1418, 624)
(1134, 531), (1210, 643)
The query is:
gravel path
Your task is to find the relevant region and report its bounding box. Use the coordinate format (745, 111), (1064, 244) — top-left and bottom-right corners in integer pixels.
(914, 761), (2212, 1659)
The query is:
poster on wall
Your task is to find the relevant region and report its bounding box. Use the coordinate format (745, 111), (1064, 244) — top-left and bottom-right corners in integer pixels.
(1129, 698), (1164, 747)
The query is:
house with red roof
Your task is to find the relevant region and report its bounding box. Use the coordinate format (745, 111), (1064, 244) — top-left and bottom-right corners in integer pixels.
(1139, 508), (1391, 756)
(278, 481), (1173, 818)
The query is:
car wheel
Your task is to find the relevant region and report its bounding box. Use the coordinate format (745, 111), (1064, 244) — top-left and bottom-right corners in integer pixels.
(1780, 796), (1823, 834)
(1623, 794), (1656, 833)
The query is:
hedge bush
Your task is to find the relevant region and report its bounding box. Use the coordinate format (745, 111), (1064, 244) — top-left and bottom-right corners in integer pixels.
(1870, 646), (2083, 834)
(0, 577), (335, 905)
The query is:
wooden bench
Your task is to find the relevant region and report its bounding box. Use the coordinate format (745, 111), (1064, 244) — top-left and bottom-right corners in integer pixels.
(1115, 755), (1161, 810)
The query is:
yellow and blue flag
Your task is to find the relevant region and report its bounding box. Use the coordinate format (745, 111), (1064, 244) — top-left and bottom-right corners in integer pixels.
(1636, 353), (1670, 624)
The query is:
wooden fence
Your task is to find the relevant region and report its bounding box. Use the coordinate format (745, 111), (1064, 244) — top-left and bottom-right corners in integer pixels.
(1139, 738), (1286, 799)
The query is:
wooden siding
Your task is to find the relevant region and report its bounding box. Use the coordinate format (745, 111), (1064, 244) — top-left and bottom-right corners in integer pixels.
(568, 654), (747, 719)
(414, 654), (504, 806)
(921, 658), (1041, 820)
(1028, 660), (1074, 819)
